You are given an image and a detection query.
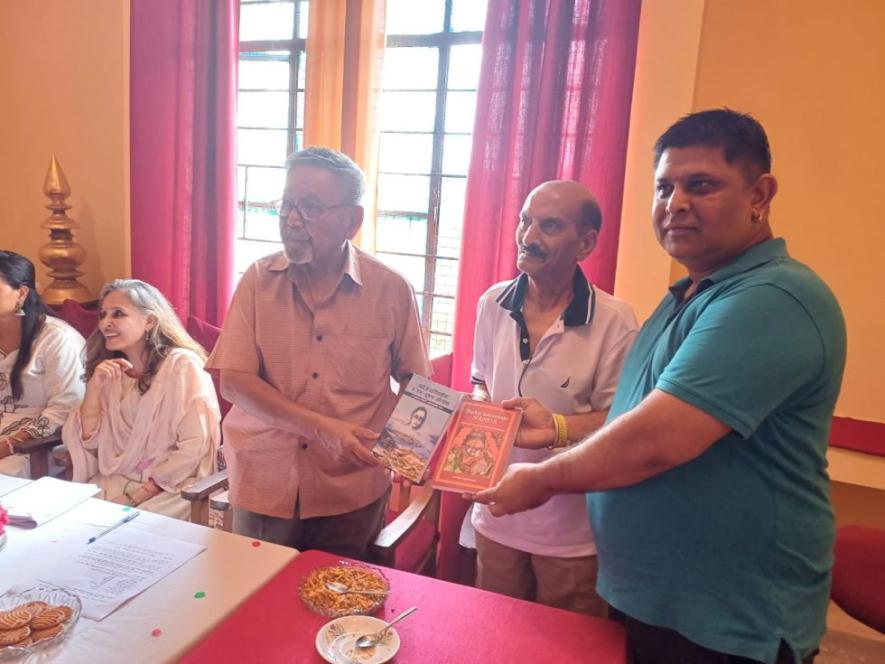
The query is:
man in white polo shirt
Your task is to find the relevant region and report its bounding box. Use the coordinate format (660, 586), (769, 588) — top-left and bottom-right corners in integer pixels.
(469, 180), (637, 615)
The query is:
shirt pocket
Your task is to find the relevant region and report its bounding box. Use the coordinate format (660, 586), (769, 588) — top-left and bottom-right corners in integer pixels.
(332, 334), (392, 396)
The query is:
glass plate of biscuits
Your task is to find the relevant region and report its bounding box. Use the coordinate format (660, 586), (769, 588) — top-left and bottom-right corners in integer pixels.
(0, 585), (81, 659)
(299, 563), (390, 618)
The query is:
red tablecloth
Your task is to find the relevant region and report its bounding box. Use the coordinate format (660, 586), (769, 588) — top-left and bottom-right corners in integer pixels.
(181, 549), (626, 664)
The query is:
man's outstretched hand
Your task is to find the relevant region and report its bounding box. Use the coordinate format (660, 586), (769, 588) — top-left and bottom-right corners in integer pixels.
(471, 462), (554, 516)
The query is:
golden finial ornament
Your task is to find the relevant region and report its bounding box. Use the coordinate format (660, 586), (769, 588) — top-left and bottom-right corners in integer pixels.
(38, 155), (92, 305)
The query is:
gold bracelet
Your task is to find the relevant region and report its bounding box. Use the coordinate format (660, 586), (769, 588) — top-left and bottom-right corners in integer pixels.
(547, 415), (560, 450)
(551, 413), (569, 448)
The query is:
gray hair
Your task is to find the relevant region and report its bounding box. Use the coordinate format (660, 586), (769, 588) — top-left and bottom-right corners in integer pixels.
(85, 278), (206, 393)
(285, 147), (366, 205)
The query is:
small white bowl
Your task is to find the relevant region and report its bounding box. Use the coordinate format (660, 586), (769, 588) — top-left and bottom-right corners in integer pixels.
(315, 614), (400, 664)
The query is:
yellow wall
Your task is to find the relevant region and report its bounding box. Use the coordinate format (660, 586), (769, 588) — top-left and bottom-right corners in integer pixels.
(614, 0), (706, 321)
(618, 0), (885, 424)
(0, 1), (130, 297)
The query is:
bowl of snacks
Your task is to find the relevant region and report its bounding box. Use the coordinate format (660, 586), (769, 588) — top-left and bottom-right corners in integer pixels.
(0, 585), (81, 659)
(300, 563), (389, 618)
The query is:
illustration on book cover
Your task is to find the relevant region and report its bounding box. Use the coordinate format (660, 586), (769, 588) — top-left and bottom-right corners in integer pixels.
(432, 400), (521, 493)
(372, 374), (464, 483)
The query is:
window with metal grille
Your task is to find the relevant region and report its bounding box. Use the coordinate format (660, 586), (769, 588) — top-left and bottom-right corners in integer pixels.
(235, 0), (309, 276)
(374, 0), (488, 356)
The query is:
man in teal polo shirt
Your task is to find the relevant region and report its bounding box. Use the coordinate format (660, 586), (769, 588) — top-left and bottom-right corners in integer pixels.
(475, 109), (846, 664)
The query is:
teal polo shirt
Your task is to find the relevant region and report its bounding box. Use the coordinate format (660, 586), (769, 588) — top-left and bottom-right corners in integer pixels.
(588, 238), (846, 663)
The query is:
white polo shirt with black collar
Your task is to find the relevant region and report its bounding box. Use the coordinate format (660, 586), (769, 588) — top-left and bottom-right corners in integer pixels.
(470, 268), (638, 557)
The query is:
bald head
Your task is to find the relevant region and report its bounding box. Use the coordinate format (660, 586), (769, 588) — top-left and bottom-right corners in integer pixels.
(516, 180), (600, 280)
(524, 180), (602, 233)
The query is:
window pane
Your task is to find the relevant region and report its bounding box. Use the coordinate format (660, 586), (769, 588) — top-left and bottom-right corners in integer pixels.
(238, 128), (289, 166)
(448, 44), (484, 89)
(444, 91), (477, 133)
(244, 205), (281, 242)
(375, 214), (428, 255)
(238, 91), (290, 128)
(240, 2), (295, 42)
(442, 133), (473, 175)
(385, 0), (444, 35)
(451, 0), (488, 32)
(382, 48), (439, 90)
(296, 92), (305, 128)
(431, 295), (456, 335)
(376, 252), (426, 292)
(297, 56), (307, 88)
(379, 132), (434, 174)
(380, 91), (437, 132)
(429, 333), (452, 356)
(297, 0), (309, 39)
(239, 56), (290, 90)
(438, 176), (467, 258)
(434, 257), (459, 297)
(243, 166), (287, 203)
(377, 174), (430, 213)
(237, 166), (247, 201)
(236, 202), (246, 236)
(235, 238), (282, 275)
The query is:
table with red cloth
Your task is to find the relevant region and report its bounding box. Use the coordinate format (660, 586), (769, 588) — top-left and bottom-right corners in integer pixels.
(181, 549), (626, 664)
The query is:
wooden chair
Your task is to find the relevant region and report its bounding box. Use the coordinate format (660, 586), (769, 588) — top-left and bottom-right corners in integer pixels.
(15, 433), (64, 479)
(182, 472), (442, 576)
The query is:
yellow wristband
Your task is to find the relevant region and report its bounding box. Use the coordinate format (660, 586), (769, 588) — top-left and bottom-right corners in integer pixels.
(554, 414), (569, 448)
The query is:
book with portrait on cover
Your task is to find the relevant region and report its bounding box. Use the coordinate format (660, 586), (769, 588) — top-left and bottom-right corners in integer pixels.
(431, 400), (521, 494)
(372, 375), (465, 483)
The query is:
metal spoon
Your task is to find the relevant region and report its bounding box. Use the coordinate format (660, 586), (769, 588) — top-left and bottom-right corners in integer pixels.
(325, 581), (389, 597)
(355, 606), (419, 649)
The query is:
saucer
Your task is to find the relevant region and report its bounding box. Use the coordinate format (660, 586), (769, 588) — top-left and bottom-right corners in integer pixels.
(316, 615), (400, 664)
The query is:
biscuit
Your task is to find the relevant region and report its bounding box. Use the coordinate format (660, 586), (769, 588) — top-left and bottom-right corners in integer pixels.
(29, 623), (63, 644)
(20, 601), (48, 616)
(0, 625), (30, 646)
(0, 609), (32, 630)
(29, 607), (69, 630)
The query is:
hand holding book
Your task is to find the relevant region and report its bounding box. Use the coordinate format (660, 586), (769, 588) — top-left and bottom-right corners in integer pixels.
(314, 415), (380, 466)
(499, 397), (556, 449)
(471, 462), (554, 517)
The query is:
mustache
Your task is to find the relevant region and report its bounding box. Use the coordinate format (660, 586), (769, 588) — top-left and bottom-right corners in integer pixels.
(519, 244), (546, 258)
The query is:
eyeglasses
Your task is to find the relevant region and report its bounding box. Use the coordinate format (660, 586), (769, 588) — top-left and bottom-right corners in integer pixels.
(273, 198), (354, 222)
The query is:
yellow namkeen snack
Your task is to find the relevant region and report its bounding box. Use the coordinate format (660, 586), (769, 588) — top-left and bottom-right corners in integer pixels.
(299, 565), (389, 617)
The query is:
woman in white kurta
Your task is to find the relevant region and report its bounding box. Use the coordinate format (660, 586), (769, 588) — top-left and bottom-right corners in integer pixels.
(63, 279), (220, 519)
(0, 251), (85, 478)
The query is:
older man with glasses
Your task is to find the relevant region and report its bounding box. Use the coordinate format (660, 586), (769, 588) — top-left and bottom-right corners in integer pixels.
(208, 147), (430, 559)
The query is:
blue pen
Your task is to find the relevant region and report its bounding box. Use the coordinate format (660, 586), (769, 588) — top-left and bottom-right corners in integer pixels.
(87, 510), (141, 544)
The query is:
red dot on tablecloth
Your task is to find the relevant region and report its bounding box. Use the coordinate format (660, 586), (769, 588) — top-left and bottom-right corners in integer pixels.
(251, 540), (261, 547)
(151, 628), (162, 637)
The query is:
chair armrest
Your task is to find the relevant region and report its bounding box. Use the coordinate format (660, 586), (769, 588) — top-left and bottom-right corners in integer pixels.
(372, 489), (440, 551)
(15, 433), (61, 454)
(181, 470), (229, 501)
(16, 433), (62, 479)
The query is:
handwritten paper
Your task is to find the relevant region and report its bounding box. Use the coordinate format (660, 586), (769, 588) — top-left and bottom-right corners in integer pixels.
(35, 529), (205, 620)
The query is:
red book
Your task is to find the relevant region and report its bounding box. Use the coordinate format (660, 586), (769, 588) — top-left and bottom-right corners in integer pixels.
(431, 401), (521, 493)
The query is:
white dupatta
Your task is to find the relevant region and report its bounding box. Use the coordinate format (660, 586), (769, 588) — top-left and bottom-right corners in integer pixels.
(64, 348), (220, 489)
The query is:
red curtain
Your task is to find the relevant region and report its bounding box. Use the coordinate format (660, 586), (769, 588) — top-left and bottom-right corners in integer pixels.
(438, 0), (641, 583)
(130, 0), (238, 327)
